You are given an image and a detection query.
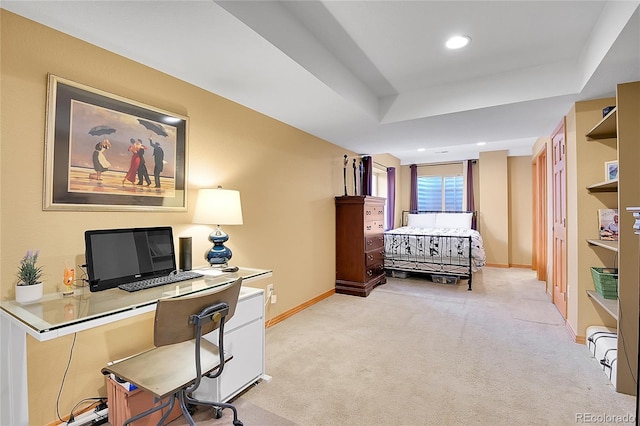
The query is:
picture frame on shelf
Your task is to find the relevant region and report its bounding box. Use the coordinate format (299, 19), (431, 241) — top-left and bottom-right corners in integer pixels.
(604, 160), (618, 182)
(598, 208), (619, 241)
(44, 74), (188, 211)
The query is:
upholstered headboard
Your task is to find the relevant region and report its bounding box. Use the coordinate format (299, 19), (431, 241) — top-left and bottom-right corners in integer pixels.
(401, 210), (478, 230)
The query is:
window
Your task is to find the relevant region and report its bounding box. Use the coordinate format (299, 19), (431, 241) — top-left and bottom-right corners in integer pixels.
(417, 175), (463, 211)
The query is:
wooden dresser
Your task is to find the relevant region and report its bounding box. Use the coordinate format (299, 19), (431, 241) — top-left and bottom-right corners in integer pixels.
(335, 195), (386, 296)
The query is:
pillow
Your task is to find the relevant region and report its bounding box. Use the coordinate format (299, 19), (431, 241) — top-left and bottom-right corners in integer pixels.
(406, 213), (437, 228)
(435, 213), (472, 229)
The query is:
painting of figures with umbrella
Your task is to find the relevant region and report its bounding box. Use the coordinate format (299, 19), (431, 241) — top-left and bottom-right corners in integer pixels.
(44, 75), (187, 211)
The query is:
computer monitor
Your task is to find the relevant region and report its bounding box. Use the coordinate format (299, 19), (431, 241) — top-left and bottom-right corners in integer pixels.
(85, 226), (177, 292)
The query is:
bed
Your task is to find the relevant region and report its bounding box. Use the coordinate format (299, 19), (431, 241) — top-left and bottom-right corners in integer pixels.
(383, 211), (486, 290)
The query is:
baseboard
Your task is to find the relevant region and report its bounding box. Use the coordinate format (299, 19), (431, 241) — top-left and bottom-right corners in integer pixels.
(540, 282), (584, 344)
(484, 263), (531, 269)
(265, 288), (335, 328)
(565, 320), (586, 344)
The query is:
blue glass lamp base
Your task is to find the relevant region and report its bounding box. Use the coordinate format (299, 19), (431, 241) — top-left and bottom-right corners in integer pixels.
(206, 226), (232, 267)
(206, 244), (232, 267)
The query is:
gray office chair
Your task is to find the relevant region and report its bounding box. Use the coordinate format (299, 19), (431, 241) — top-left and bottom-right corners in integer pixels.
(102, 277), (244, 426)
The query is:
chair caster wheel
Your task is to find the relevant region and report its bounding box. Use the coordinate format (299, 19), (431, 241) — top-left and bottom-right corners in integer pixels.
(233, 421), (243, 426)
(214, 407), (223, 419)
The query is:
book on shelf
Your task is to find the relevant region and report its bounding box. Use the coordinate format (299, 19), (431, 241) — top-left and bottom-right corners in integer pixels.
(599, 209), (619, 241)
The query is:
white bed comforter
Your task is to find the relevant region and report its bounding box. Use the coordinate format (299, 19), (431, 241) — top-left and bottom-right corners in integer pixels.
(383, 227), (486, 270)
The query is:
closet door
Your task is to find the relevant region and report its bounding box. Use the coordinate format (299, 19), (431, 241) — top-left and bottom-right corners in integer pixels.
(532, 146), (547, 283)
(552, 119), (567, 319)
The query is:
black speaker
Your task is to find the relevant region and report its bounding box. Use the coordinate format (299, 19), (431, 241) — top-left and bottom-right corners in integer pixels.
(179, 237), (192, 271)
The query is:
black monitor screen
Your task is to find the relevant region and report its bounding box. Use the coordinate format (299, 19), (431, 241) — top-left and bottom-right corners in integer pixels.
(85, 226), (176, 292)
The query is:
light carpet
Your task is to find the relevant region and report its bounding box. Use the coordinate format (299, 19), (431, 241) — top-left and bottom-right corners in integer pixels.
(172, 267), (636, 425)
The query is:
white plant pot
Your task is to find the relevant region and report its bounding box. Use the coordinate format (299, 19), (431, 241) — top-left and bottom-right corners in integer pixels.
(15, 282), (43, 304)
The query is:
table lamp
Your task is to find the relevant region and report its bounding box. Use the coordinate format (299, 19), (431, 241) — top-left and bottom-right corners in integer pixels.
(193, 186), (243, 267)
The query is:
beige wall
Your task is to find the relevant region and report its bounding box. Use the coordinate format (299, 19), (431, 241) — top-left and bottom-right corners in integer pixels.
(508, 156), (533, 267)
(478, 151), (509, 266)
(0, 9), (353, 308)
(1, 11), (364, 423)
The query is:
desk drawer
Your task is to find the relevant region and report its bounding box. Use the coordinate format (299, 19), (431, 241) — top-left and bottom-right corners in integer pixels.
(225, 290), (263, 332)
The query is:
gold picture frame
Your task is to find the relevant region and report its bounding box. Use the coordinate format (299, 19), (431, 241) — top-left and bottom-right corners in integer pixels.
(44, 74), (188, 211)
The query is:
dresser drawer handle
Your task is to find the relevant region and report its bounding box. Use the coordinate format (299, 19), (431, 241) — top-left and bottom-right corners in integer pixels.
(367, 270), (373, 276)
(367, 254), (374, 261)
(367, 240), (373, 246)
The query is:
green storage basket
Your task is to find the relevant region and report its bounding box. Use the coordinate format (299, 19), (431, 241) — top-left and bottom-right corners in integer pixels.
(590, 267), (618, 300)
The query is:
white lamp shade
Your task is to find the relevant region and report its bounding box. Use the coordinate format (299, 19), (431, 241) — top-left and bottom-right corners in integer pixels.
(193, 188), (243, 225)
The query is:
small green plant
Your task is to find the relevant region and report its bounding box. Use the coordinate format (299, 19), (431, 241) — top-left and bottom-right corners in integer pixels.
(16, 250), (44, 286)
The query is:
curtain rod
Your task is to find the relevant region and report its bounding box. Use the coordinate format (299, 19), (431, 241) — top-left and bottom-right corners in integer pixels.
(366, 158), (477, 169)
(410, 160), (477, 167)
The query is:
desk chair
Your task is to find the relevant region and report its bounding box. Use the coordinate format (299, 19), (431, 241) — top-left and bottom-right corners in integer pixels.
(102, 277), (244, 426)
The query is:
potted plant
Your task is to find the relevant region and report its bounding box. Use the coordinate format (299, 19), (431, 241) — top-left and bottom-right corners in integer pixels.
(15, 250), (44, 304)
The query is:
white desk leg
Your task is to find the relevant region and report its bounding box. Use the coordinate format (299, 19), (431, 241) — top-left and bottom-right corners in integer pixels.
(1, 310), (29, 426)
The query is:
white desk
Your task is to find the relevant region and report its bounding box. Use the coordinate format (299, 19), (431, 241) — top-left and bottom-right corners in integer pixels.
(0, 267), (270, 426)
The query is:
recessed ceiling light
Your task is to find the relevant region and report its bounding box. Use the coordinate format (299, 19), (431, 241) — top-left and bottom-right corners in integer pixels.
(446, 35), (471, 49)
(477, 141), (486, 146)
(417, 148), (426, 152)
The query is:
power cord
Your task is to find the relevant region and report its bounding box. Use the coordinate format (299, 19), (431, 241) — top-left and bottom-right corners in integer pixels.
(616, 301), (637, 387)
(76, 264), (89, 288)
(263, 287), (274, 308)
(56, 333), (77, 423)
(66, 397), (105, 424)
(264, 287), (275, 329)
(54, 332), (107, 424)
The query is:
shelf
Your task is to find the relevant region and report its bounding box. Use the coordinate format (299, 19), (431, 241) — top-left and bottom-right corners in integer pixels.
(586, 107), (617, 140)
(587, 239), (619, 251)
(586, 180), (618, 192)
(586, 290), (618, 320)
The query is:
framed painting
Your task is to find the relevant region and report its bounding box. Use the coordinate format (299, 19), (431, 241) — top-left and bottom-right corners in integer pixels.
(44, 74), (188, 211)
(604, 160), (618, 182)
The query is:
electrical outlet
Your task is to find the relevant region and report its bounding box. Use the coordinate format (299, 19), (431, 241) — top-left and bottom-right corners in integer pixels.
(267, 284), (274, 295)
(271, 294), (277, 304)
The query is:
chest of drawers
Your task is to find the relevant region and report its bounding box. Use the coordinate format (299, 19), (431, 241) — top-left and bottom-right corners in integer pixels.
(335, 196), (386, 296)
